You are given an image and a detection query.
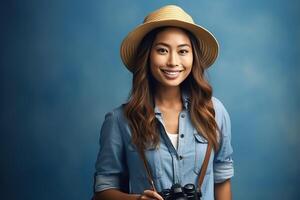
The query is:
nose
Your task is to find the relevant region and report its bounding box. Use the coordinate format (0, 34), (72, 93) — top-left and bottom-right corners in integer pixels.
(167, 51), (180, 67)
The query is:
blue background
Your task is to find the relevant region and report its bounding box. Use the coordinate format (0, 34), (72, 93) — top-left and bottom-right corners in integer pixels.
(1, 0), (299, 199)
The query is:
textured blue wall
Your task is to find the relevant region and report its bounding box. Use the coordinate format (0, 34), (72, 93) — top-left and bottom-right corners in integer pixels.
(1, 0), (299, 199)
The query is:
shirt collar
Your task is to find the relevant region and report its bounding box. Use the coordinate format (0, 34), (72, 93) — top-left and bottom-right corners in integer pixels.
(154, 90), (190, 115)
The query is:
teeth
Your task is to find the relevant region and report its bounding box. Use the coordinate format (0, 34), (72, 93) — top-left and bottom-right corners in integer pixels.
(165, 71), (179, 75)
(162, 70), (181, 74)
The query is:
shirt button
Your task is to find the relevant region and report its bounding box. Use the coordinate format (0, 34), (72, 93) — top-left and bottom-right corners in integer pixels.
(179, 155), (183, 160)
(181, 114), (185, 118)
(180, 134), (184, 138)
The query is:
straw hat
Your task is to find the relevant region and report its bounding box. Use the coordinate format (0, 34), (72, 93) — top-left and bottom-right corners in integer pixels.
(120, 5), (219, 72)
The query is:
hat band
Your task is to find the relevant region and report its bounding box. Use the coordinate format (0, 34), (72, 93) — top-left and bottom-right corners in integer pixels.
(143, 7), (194, 24)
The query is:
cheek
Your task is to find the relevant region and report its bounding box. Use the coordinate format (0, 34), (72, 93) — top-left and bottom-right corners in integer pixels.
(150, 54), (165, 71)
(149, 54), (160, 76)
(183, 55), (193, 69)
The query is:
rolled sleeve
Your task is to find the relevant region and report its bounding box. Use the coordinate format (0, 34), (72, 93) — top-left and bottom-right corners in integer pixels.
(212, 97), (234, 183)
(94, 111), (128, 192)
(94, 174), (126, 192)
(214, 157), (234, 183)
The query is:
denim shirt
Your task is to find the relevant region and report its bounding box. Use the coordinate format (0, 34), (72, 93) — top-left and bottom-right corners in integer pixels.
(94, 95), (234, 200)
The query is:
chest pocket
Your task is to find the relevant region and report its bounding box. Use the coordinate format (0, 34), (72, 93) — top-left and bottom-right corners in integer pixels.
(193, 131), (212, 175)
(127, 143), (162, 179)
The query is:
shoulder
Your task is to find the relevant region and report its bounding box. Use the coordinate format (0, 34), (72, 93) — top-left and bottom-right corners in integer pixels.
(211, 96), (231, 132)
(212, 96), (226, 112)
(103, 104), (125, 120)
(102, 105), (126, 131)
(100, 104), (131, 140)
(102, 104), (129, 130)
(212, 96), (230, 117)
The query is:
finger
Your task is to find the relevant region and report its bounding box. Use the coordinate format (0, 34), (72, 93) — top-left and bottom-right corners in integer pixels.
(139, 194), (154, 200)
(143, 190), (163, 200)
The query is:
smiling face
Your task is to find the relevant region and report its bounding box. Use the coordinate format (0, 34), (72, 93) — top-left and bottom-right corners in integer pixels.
(149, 27), (193, 89)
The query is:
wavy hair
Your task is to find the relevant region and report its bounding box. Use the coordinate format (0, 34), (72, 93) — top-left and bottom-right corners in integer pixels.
(123, 27), (220, 151)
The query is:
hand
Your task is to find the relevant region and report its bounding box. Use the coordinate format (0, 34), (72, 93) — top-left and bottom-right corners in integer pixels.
(138, 190), (163, 200)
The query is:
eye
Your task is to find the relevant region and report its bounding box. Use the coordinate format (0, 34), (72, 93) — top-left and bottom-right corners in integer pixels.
(179, 49), (189, 55)
(156, 48), (168, 55)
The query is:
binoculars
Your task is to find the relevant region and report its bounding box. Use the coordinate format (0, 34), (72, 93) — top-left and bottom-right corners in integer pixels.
(158, 183), (202, 200)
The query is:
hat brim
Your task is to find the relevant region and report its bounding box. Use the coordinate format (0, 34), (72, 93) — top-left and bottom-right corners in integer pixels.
(120, 19), (219, 72)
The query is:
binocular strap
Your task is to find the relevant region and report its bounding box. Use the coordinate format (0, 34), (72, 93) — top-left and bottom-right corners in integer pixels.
(137, 141), (212, 193)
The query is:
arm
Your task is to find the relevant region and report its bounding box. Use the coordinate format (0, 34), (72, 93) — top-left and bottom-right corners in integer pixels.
(214, 179), (232, 200)
(93, 112), (164, 200)
(93, 189), (163, 200)
(93, 189), (139, 200)
(94, 112), (131, 198)
(212, 98), (234, 199)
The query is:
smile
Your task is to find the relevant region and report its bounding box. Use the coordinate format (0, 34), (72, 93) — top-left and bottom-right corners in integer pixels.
(161, 69), (183, 79)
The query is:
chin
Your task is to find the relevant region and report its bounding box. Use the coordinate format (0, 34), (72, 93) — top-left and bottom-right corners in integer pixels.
(160, 80), (183, 87)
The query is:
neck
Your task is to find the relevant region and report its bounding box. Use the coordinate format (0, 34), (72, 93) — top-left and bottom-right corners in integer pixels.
(154, 85), (182, 109)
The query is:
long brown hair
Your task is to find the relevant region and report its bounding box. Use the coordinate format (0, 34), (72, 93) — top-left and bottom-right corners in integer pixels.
(123, 27), (220, 151)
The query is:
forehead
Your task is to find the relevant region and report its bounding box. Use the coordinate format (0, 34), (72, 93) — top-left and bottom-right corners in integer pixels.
(153, 27), (191, 45)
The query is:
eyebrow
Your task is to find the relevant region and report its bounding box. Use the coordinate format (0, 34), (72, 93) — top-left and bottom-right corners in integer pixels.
(154, 42), (191, 48)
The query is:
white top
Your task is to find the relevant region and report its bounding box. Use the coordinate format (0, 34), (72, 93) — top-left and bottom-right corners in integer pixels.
(166, 132), (178, 150)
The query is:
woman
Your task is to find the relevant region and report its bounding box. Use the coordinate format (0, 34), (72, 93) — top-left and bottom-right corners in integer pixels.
(93, 5), (234, 200)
